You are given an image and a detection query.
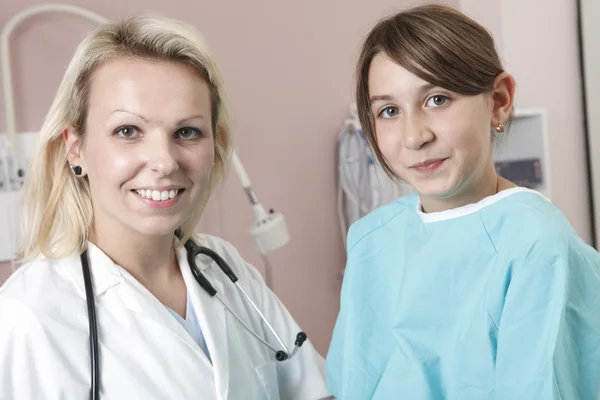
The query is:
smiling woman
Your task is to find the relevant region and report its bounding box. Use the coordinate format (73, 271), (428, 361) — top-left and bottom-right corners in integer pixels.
(0, 14), (330, 400)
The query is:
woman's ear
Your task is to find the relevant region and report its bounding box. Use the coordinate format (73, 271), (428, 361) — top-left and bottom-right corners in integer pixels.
(63, 127), (86, 176)
(490, 72), (516, 129)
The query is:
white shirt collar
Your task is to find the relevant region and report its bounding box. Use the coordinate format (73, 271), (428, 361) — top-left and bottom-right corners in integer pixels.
(416, 187), (550, 223)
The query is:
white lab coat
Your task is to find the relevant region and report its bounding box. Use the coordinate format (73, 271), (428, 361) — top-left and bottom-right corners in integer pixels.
(0, 234), (331, 399)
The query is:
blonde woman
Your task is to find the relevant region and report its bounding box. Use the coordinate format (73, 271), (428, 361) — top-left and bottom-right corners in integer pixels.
(0, 15), (329, 399)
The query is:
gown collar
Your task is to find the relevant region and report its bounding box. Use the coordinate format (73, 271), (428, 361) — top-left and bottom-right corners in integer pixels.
(416, 187), (550, 223)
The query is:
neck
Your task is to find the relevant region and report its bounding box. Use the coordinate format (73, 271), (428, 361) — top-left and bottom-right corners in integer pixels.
(420, 162), (509, 213)
(88, 221), (178, 286)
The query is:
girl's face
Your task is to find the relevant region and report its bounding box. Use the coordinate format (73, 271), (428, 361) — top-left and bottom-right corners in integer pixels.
(65, 57), (215, 238)
(368, 53), (514, 211)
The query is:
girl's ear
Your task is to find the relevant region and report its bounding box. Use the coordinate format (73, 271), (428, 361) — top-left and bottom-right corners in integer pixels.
(490, 72), (516, 129)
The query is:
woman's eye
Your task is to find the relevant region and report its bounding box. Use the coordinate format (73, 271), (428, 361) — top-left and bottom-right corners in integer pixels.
(115, 126), (139, 139)
(378, 106), (399, 119)
(176, 127), (202, 139)
(426, 95), (448, 107)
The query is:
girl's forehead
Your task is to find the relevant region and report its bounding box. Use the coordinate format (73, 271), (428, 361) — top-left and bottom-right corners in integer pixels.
(368, 54), (437, 99)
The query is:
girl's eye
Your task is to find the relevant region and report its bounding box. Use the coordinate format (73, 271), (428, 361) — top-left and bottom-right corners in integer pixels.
(378, 106), (399, 119)
(426, 95), (448, 107)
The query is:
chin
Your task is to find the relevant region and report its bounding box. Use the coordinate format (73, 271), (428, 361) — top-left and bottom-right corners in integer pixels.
(131, 216), (186, 237)
(411, 178), (458, 200)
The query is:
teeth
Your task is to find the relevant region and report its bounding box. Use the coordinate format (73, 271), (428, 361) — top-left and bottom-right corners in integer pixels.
(135, 189), (179, 201)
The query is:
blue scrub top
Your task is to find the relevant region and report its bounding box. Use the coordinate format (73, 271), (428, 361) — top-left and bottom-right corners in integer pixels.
(326, 188), (600, 399)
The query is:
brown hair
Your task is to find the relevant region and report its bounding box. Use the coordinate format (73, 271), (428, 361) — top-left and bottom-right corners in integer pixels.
(356, 4), (505, 180)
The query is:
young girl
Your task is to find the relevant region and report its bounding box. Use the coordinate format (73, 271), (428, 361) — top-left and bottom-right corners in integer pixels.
(326, 4), (600, 399)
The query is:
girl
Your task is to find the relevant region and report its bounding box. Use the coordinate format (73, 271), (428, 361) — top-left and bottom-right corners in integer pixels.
(326, 4), (600, 399)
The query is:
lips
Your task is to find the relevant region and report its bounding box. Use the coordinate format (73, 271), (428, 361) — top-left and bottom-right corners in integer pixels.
(410, 158), (448, 168)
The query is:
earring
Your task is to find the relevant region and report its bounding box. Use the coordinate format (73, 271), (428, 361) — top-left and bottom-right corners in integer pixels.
(70, 165), (82, 176)
(212, 162), (216, 167)
(495, 121), (505, 133)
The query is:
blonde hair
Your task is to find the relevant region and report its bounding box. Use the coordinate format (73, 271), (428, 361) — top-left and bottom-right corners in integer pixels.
(18, 14), (232, 263)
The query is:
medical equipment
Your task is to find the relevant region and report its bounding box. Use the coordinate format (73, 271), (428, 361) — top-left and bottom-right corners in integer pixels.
(230, 151), (289, 287)
(0, 136), (10, 192)
(81, 235), (307, 400)
(1, 4), (108, 190)
(336, 104), (413, 249)
(494, 158), (543, 189)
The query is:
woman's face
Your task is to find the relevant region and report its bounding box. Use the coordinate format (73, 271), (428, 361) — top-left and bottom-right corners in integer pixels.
(66, 57), (215, 238)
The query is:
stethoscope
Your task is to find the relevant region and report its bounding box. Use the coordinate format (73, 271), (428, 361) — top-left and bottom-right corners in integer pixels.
(80, 237), (307, 400)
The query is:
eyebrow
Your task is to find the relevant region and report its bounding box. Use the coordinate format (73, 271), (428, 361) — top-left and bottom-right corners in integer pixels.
(369, 83), (440, 105)
(176, 115), (206, 125)
(369, 94), (395, 105)
(111, 110), (206, 125)
(111, 109), (149, 123)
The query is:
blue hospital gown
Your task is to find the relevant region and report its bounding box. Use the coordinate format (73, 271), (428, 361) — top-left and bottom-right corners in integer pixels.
(326, 188), (600, 399)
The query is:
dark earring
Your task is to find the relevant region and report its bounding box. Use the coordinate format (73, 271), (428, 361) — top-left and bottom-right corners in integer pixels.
(70, 165), (82, 176)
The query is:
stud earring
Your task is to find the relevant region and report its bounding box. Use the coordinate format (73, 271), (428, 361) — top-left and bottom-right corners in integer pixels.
(495, 121), (505, 133)
(212, 162), (216, 167)
(70, 165), (82, 176)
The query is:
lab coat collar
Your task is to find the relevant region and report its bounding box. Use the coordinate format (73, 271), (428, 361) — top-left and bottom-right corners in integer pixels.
(62, 237), (213, 299)
(60, 238), (224, 379)
(114, 251), (211, 361)
(66, 239), (217, 366)
(60, 241), (122, 299)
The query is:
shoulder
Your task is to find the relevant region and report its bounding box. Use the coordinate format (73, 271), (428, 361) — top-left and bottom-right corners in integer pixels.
(346, 193), (418, 253)
(0, 256), (59, 302)
(481, 190), (583, 256)
(0, 258), (63, 343)
(487, 191), (600, 280)
(0, 255), (81, 325)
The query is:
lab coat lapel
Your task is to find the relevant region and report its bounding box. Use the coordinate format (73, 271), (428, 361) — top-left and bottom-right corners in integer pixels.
(62, 242), (209, 363)
(60, 242), (121, 298)
(115, 269), (204, 355)
(80, 241), (203, 357)
(178, 243), (230, 398)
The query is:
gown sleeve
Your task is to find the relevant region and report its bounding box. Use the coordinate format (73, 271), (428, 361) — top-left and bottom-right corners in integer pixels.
(325, 223), (364, 399)
(494, 232), (600, 399)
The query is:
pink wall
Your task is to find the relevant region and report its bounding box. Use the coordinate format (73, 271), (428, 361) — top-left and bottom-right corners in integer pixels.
(0, 0), (458, 355)
(460, 0), (594, 244)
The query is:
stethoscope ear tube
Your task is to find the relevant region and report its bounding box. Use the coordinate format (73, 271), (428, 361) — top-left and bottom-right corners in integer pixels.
(81, 250), (100, 400)
(186, 249), (217, 296)
(186, 240), (239, 284)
